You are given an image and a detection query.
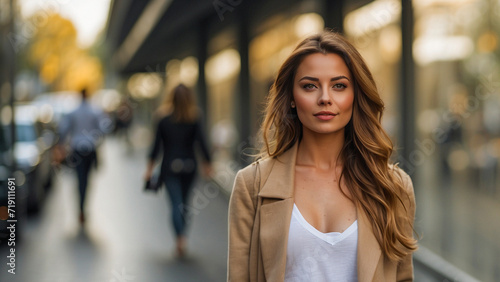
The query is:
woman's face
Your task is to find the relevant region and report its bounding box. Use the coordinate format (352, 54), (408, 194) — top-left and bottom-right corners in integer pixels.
(293, 52), (354, 137)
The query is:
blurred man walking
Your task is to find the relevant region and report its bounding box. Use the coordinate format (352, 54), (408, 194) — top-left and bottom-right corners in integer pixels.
(57, 88), (110, 224)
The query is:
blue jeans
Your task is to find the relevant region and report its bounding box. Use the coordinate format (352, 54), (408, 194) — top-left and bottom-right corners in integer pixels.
(164, 173), (196, 236)
(69, 149), (97, 213)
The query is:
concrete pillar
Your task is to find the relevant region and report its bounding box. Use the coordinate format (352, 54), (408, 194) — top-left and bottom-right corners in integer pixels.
(321, 0), (344, 32)
(197, 19), (209, 122)
(400, 0), (416, 179)
(236, 10), (251, 164)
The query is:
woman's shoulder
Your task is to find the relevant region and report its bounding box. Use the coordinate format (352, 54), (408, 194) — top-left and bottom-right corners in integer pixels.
(152, 113), (171, 125)
(232, 157), (276, 202)
(236, 156), (275, 180)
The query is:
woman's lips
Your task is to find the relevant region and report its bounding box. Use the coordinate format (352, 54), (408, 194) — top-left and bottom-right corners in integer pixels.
(314, 111), (338, 121)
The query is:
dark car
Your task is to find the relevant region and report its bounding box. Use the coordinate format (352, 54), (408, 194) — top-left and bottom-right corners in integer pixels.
(5, 104), (56, 212)
(0, 123), (20, 245)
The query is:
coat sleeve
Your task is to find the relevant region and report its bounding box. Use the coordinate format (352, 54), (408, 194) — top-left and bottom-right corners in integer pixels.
(148, 120), (163, 162)
(227, 168), (256, 282)
(194, 120), (211, 163)
(396, 170), (417, 282)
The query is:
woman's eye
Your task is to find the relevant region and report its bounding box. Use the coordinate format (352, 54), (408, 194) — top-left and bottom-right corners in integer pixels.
(333, 83), (347, 89)
(303, 84), (316, 90)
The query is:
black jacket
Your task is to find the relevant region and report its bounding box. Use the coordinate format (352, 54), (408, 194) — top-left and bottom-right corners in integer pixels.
(149, 115), (211, 176)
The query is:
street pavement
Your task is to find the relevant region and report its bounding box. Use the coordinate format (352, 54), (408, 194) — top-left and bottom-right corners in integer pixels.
(0, 136), (228, 282)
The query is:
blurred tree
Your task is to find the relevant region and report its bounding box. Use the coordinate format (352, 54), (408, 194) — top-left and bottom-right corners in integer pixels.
(27, 12), (103, 93)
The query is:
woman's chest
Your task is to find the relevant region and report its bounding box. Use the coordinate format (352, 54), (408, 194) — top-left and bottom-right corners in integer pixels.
(293, 169), (357, 233)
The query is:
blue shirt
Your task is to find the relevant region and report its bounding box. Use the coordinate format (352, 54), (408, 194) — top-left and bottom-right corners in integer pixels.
(59, 101), (111, 151)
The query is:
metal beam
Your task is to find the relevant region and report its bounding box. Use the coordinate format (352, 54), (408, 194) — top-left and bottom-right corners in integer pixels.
(112, 0), (172, 70)
(105, 0), (133, 49)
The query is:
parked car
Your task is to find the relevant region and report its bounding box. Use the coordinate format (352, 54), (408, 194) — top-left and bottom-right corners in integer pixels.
(32, 91), (80, 125)
(0, 123), (23, 245)
(4, 104), (56, 212)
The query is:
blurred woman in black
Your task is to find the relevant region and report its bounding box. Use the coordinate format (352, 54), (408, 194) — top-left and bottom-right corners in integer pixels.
(145, 84), (212, 256)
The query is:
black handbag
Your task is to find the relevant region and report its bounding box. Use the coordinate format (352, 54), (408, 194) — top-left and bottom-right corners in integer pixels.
(144, 168), (162, 192)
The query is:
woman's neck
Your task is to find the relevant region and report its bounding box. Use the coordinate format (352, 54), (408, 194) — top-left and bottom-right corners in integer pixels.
(297, 129), (345, 171)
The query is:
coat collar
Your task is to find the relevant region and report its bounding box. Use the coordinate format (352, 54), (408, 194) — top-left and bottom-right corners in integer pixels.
(257, 143), (297, 281)
(258, 142), (298, 199)
(256, 141), (382, 281)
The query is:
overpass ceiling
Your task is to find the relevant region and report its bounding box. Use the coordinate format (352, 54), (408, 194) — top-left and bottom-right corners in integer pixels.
(106, 0), (365, 75)
(106, 0), (217, 74)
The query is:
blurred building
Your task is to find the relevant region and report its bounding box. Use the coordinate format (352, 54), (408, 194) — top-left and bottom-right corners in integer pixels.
(105, 0), (500, 281)
(0, 0), (17, 245)
(0, 0), (15, 165)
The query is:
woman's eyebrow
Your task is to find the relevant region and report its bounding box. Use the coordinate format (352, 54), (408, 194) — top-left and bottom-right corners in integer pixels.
(331, 75), (350, 81)
(298, 75), (350, 82)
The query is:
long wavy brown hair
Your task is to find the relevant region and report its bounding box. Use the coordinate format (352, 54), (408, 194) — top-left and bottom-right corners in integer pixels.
(260, 31), (417, 261)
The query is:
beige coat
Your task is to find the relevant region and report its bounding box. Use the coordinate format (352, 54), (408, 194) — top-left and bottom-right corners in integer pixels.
(227, 142), (416, 282)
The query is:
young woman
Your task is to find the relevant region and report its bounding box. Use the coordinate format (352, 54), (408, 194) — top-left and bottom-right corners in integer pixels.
(145, 84), (212, 257)
(228, 31), (417, 281)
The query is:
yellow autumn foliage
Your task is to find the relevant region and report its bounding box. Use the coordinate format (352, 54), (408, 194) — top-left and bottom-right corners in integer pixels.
(28, 12), (103, 93)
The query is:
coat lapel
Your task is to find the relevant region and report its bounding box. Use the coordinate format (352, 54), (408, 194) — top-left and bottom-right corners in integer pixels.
(258, 143), (297, 281)
(256, 142), (383, 281)
(356, 205), (382, 282)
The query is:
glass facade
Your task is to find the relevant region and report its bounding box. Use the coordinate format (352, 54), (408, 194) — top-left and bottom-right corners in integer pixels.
(344, 0), (402, 140)
(205, 27), (240, 166)
(413, 0), (500, 281)
(346, 0), (500, 281)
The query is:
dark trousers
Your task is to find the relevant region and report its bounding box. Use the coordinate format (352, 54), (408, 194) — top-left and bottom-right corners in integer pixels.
(70, 149), (97, 213)
(164, 172), (196, 236)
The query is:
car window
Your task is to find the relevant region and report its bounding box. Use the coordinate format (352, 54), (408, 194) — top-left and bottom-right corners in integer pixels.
(16, 124), (37, 142)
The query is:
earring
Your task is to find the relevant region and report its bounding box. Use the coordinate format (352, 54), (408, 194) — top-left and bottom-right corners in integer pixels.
(291, 101), (295, 108)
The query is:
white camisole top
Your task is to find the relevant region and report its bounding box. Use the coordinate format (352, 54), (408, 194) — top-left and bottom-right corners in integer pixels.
(284, 204), (358, 282)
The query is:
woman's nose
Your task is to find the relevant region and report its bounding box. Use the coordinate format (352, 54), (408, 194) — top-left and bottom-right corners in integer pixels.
(318, 88), (332, 105)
